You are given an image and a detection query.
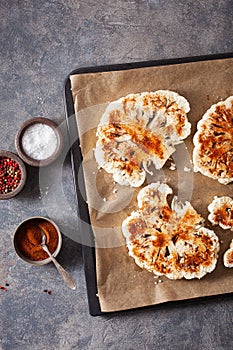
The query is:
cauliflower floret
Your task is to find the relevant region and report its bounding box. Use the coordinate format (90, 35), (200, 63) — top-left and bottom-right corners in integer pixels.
(208, 196), (233, 269)
(122, 182), (219, 280)
(208, 196), (233, 231)
(223, 239), (233, 268)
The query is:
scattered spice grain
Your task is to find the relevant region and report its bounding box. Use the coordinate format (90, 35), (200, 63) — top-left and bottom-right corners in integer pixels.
(43, 289), (52, 295)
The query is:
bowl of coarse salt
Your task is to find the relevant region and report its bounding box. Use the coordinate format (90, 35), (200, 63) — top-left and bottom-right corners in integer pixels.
(15, 117), (63, 167)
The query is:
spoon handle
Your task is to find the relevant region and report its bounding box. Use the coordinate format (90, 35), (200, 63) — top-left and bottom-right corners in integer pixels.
(43, 245), (76, 290)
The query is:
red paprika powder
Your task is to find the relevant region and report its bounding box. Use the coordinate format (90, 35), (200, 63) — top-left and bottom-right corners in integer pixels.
(15, 218), (59, 261)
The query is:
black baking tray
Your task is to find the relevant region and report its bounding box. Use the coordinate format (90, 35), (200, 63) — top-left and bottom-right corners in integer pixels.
(64, 52), (233, 316)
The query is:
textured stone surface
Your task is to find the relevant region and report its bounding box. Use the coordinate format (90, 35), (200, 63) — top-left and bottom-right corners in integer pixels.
(0, 0), (232, 349)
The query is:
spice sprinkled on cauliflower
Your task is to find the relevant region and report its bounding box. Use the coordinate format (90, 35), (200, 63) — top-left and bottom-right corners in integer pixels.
(208, 196), (233, 231)
(223, 239), (233, 268)
(193, 96), (233, 185)
(122, 182), (220, 279)
(95, 90), (191, 187)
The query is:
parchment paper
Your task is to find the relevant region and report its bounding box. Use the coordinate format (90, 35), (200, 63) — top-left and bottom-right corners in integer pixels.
(70, 58), (233, 312)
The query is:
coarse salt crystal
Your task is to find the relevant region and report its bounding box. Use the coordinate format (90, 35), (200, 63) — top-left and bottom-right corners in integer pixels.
(22, 123), (58, 160)
(169, 162), (176, 171)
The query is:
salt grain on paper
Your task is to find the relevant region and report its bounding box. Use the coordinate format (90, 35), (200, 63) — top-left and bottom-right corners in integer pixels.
(22, 123), (58, 160)
(169, 162), (176, 171)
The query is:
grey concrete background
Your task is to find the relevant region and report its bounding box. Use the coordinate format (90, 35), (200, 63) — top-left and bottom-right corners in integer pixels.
(0, 0), (232, 349)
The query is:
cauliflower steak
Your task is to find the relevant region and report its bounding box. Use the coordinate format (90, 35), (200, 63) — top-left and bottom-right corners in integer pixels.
(122, 182), (220, 279)
(95, 90), (191, 187)
(193, 96), (233, 185)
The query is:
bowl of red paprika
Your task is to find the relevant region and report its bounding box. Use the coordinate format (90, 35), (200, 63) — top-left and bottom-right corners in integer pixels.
(13, 216), (62, 265)
(0, 150), (27, 200)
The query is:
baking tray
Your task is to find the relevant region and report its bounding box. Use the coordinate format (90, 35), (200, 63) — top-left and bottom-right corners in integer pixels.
(64, 52), (233, 316)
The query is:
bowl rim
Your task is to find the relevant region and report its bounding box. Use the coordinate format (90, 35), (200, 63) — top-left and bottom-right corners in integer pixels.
(15, 117), (63, 167)
(13, 216), (62, 265)
(0, 150), (27, 200)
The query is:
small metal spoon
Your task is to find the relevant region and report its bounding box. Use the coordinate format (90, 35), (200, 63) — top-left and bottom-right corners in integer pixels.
(38, 226), (76, 290)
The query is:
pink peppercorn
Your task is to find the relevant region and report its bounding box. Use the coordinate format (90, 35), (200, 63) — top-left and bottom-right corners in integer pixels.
(0, 156), (22, 194)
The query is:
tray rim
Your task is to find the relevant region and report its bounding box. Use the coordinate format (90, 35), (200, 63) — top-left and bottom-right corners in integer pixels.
(64, 52), (233, 316)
